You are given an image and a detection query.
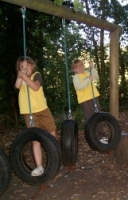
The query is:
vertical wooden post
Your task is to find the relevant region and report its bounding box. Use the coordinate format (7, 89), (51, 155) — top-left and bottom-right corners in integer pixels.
(109, 29), (120, 119)
(109, 29), (120, 161)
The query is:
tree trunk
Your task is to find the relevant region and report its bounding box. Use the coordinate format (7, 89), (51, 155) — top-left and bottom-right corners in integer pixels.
(119, 46), (127, 98)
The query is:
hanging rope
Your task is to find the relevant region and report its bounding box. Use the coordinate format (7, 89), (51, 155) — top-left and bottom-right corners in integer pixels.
(21, 7), (34, 126)
(89, 27), (99, 113)
(62, 19), (72, 119)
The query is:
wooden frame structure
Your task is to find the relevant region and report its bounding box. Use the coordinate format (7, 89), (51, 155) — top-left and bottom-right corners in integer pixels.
(1, 0), (122, 118)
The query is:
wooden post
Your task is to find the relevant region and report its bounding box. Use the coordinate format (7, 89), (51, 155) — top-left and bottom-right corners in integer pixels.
(109, 29), (120, 119)
(115, 133), (128, 164)
(109, 31), (128, 164)
(109, 29), (120, 160)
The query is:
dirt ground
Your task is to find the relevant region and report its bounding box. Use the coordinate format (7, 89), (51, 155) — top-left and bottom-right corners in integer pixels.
(0, 111), (128, 200)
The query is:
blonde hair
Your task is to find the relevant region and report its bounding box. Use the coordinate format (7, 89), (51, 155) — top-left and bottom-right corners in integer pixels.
(16, 56), (37, 74)
(71, 59), (84, 69)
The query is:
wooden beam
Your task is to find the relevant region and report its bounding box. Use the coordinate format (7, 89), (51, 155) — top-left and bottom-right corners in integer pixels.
(1, 0), (122, 33)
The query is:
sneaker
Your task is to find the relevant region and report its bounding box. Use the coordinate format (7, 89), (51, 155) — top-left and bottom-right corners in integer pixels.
(100, 137), (108, 144)
(31, 166), (44, 176)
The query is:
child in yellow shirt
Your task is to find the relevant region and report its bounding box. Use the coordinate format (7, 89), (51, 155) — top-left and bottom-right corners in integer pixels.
(15, 56), (58, 176)
(72, 59), (107, 144)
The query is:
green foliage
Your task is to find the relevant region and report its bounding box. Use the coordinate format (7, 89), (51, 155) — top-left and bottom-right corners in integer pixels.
(54, 0), (64, 6)
(53, 0), (83, 12)
(73, 0), (83, 12)
(73, 106), (85, 130)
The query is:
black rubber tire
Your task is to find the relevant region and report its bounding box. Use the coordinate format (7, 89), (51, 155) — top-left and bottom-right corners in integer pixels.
(0, 148), (12, 196)
(61, 119), (78, 166)
(85, 112), (121, 153)
(10, 127), (62, 185)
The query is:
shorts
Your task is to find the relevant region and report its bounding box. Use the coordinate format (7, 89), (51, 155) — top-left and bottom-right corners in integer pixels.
(24, 108), (56, 133)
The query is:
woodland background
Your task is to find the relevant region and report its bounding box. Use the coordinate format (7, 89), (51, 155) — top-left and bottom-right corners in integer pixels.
(0, 0), (128, 130)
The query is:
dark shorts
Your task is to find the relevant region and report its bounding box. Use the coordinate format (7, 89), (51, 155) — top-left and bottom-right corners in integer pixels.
(24, 108), (56, 132)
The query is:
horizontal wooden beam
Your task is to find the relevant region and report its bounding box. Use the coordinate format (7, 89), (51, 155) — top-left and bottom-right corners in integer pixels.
(1, 0), (122, 33)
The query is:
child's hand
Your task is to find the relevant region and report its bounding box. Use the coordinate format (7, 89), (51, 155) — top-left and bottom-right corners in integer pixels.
(89, 61), (93, 68)
(17, 71), (26, 79)
(89, 76), (93, 81)
(20, 60), (28, 73)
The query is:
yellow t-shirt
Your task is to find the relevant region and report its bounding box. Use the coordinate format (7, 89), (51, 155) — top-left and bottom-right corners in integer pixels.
(18, 72), (48, 114)
(73, 70), (100, 104)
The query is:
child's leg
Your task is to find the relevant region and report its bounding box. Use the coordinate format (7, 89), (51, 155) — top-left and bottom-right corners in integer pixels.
(82, 99), (107, 142)
(32, 141), (42, 166)
(24, 114), (44, 176)
(31, 141), (44, 176)
(81, 99), (95, 121)
(50, 130), (59, 141)
(37, 108), (58, 140)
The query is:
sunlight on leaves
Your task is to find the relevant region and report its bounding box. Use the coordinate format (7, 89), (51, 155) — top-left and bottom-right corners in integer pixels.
(54, 0), (64, 6)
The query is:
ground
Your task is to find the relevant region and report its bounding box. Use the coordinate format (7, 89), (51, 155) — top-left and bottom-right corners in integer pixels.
(0, 111), (128, 200)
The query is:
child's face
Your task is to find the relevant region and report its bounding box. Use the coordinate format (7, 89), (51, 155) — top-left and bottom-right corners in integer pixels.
(26, 62), (34, 77)
(20, 61), (34, 77)
(73, 62), (85, 74)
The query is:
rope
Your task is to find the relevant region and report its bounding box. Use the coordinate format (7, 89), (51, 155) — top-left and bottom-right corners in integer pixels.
(77, 152), (110, 170)
(62, 19), (72, 119)
(21, 7), (34, 126)
(31, 152), (109, 199)
(31, 168), (72, 199)
(89, 27), (99, 113)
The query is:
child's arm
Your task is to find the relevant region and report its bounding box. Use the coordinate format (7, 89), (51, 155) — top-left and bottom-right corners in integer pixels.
(73, 75), (92, 90)
(17, 72), (40, 91)
(15, 77), (23, 89)
(89, 62), (99, 81)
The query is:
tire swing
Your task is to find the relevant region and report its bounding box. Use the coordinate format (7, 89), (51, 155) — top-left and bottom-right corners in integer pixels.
(10, 8), (61, 185)
(61, 19), (78, 167)
(85, 112), (121, 153)
(85, 28), (121, 153)
(10, 128), (61, 185)
(0, 148), (12, 196)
